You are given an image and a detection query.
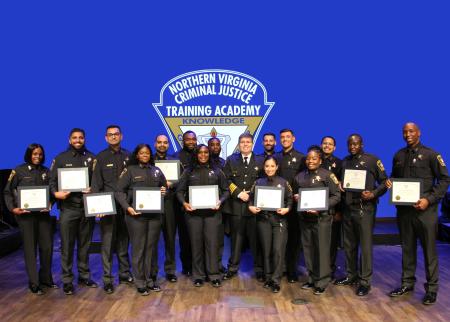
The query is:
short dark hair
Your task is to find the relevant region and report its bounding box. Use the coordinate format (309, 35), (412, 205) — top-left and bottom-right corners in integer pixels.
(106, 124), (121, 133)
(263, 155), (279, 166)
(238, 132), (253, 142)
(263, 132), (276, 140)
(183, 130), (197, 140)
(24, 143), (45, 165)
(348, 133), (363, 143)
(208, 137), (220, 145)
(279, 128), (294, 136)
(307, 145), (323, 159)
(130, 143), (154, 165)
(69, 128), (85, 137)
(321, 136), (336, 146)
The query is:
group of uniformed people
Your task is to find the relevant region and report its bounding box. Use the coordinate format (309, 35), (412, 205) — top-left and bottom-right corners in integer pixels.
(3, 122), (449, 305)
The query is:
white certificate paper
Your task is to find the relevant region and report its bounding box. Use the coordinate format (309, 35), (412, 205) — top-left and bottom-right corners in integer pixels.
(84, 193), (116, 216)
(255, 187), (283, 210)
(298, 188), (329, 211)
(189, 185), (219, 209)
(391, 180), (421, 204)
(343, 169), (367, 191)
(19, 187), (49, 210)
(58, 167), (89, 192)
(154, 160), (180, 181)
(134, 189), (162, 212)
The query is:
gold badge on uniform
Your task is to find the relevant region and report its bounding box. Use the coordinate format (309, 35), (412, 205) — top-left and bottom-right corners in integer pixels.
(7, 170), (16, 182)
(377, 160), (385, 172)
(437, 155), (446, 167)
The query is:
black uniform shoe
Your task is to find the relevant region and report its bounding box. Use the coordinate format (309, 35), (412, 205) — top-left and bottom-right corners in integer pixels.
(211, 279), (222, 288)
(166, 274), (178, 283)
(389, 286), (414, 297)
(103, 283), (114, 294)
(29, 284), (44, 295)
(223, 271), (237, 280)
(356, 285), (370, 296)
(334, 277), (357, 286)
(264, 280), (273, 289)
(63, 283), (74, 295)
(287, 274), (298, 283)
(119, 276), (134, 285)
(40, 282), (59, 289)
(271, 283), (281, 293)
(78, 278), (98, 288)
(182, 269), (192, 277)
(256, 272), (265, 283)
(137, 287), (150, 296)
(301, 282), (314, 290)
(422, 292), (437, 305)
(314, 287), (326, 295)
(193, 279), (204, 287)
(148, 283), (161, 292)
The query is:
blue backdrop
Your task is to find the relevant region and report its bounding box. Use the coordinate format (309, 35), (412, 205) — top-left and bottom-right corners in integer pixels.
(1, 1), (449, 217)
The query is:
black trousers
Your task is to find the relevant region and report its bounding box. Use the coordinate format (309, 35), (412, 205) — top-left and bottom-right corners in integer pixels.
(59, 207), (95, 284)
(186, 212), (222, 281)
(257, 214), (287, 284)
(330, 219), (342, 275)
(343, 203), (376, 287)
(99, 208), (131, 284)
(228, 215), (263, 274)
(285, 210), (302, 276)
(175, 199), (192, 272)
(397, 205), (439, 293)
(125, 214), (161, 289)
(301, 215), (332, 288)
(16, 213), (54, 286)
(217, 213), (228, 270)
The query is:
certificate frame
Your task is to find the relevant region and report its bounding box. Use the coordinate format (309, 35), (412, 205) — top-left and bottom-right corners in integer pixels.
(83, 192), (117, 217)
(154, 160), (181, 182)
(390, 178), (423, 206)
(343, 169), (367, 192)
(17, 186), (50, 211)
(57, 167), (89, 192)
(297, 187), (329, 211)
(254, 186), (285, 211)
(133, 187), (164, 213)
(189, 185), (219, 210)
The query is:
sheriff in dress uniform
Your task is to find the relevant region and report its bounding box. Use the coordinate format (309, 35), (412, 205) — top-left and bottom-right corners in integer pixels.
(388, 123), (450, 305)
(49, 128), (97, 295)
(4, 143), (56, 295)
(334, 134), (387, 297)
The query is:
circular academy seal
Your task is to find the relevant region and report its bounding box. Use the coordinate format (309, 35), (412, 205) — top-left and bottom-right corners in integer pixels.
(346, 183), (350, 188)
(24, 203), (29, 209)
(139, 204), (144, 209)
(91, 208), (96, 213)
(395, 195), (401, 201)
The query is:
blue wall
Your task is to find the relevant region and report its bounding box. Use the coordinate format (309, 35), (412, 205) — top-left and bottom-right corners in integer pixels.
(1, 1), (449, 217)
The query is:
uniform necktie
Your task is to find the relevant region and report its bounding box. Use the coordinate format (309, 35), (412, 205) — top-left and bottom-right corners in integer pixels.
(244, 156), (248, 166)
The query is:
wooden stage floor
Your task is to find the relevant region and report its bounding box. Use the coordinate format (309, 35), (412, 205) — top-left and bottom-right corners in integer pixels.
(1, 241), (449, 322)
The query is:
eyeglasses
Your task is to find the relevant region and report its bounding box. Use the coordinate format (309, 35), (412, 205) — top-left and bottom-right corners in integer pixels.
(107, 132), (121, 137)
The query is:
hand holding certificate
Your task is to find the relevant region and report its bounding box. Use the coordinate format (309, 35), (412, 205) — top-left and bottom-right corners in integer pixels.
(343, 169), (367, 191)
(254, 186), (284, 211)
(390, 178), (422, 205)
(83, 192), (116, 217)
(17, 186), (50, 212)
(188, 185), (219, 210)
(297, 187), (329, 211)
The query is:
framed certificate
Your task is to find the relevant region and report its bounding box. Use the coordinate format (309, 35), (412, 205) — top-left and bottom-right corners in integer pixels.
(83, 192), (117, 217)
(297, 187), (329, 211)
(17, 186), (49, 211)
(390, 178), (423, 205)
(133, 187), (164, 213)
(58, 167), (89, 192)
(343, 169), (367, 191)
(254, 186), (284, 211)
(154, 160), (180, 182)
(189, 185), (219, 209)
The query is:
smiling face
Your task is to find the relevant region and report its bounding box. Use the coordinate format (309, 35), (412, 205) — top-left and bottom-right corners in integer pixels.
(183, 132), (197, 151)
(155, 135), (169, 154)
(321, 137), (336, 156)
(347, 135), (362, 156)
(264, 158), (278, 177)
(69, 131), (85, 150)
(305, 150), (322, 171)
(263, 135), (276, 153)
(31, 147), (44, 165)
(137, 146), (151, 164)
(197, 146), (210, 164)
(280, 131), (295, 150)
(239, 137), (253, 155)
(402, 123), (421, 147)
(208, 138), (221, 156)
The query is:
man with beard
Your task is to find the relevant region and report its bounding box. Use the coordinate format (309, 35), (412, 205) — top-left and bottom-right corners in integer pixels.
(260, 132), (277, 157)
(208, 137), (225, 170)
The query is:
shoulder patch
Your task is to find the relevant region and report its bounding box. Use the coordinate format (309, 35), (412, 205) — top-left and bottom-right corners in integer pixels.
(50, 159), (56, 171)
(119, 168), (128, 178)
(92, 159), (97, 171)
(437, 155), (446, 167)
(8, 170), (16, 182)
(286, 181), (293, 192)
(376, 160), (385, 172)
(330, 173), (339, 185)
